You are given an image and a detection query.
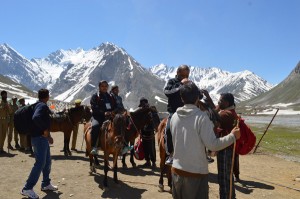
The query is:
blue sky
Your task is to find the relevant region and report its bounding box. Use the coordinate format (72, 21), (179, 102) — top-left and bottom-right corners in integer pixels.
(1, 0), (299, 84)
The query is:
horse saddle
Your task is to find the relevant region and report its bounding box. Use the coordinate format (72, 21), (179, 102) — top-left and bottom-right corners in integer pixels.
(51, 112), (67, 122)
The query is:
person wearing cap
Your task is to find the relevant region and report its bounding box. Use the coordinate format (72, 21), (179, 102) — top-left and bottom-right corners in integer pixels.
(0, 90), (10, 154)
(163, 65), (190, 165)
(7, 96), (20, 150)
(71, 99), (82, 151)
(90, 81), (116, 155)
(110, 85), (125, 113)
(138, 97), (156, 168)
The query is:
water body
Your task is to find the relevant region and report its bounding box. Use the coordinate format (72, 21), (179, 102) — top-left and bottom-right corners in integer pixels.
(243, 115), (300, 127)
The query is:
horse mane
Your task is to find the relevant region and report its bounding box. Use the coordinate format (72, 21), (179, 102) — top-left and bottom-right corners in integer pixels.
(113, 114), (126, 136)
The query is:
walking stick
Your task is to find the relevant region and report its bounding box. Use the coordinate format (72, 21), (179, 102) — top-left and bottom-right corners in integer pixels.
(253, 108), (279, 153)
(229, 119), (239, 199)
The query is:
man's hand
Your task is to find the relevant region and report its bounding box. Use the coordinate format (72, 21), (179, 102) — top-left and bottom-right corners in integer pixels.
(231, 127), (241, 140)
(181, 78), (190, 85)
(105, 112), (111, 117)
(43, 130), (50, 138)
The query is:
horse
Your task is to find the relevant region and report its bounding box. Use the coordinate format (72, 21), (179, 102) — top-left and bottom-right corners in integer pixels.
(50, 105), (91, 156)
(157, 117), (172, 192)
(121, 106), (160, 168)
(157, 100), (220, 193)
(84, 113), (127, 189)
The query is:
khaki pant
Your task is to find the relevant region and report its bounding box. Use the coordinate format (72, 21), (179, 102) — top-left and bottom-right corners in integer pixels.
(0, 120), (8, 150)
(19, 133), (28, 148)
(7, 120), (19, 145)
(71, 124), (79, 149)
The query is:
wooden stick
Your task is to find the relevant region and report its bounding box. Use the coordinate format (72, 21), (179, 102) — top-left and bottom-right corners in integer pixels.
(229, 119), (239, 199)
(253, 108), (279, 153)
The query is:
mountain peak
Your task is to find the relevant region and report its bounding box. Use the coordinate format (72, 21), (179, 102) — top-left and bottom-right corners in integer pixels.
(294, 61), (300, 74)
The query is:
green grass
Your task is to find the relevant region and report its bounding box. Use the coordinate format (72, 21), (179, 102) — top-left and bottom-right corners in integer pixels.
(250, 124), (300, 157)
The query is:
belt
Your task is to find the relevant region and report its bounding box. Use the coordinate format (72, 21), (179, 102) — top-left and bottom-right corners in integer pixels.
(0, 117), (7, 120)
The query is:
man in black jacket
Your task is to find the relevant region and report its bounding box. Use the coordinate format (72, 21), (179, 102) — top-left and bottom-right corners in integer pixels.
(164, 65), (190, 165)
(21, 89), (58, 199)
(90, 80), (116, 155)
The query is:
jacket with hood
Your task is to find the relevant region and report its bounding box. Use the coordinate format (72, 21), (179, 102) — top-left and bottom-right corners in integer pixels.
(170, 104), (236, 175)
(164, 76), (184, 113)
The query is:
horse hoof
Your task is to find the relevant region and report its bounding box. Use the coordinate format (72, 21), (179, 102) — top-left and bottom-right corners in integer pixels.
(122, 164), (128, 169)
(158, 184), (164, 192)
(90, 166), (96, 173)
(132, 163), (137, 168)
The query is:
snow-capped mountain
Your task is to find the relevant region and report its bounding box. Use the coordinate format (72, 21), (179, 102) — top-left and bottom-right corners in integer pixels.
(0, 42), (273, 111)
(0, 74), (36, 101)
(150, 64), (273, 103)
(0, 44), (48, 91)
(40, 43), (166, 109)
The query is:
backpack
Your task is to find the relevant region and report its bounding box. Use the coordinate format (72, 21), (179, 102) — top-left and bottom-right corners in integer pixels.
(14, 102), (38, 135)
(134, 137), (145, 160)
(235, 117), (256, 155)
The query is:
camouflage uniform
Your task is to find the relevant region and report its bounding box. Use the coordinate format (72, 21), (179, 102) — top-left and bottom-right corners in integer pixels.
(0, 100), (10, 151)
(7, 103), (19, 146)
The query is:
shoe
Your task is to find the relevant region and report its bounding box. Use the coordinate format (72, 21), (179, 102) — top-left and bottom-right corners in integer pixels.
(21, 188), (39, 199)
(41, 184), (58, 191)
(90, 147), (98, 155)
(7, 144), (13, 150)
(19, 147), (25, 151)
(165, 156), (173, 165)
(15, 143), (20, 149)
(141, 161), (151, 167)
(234, 175), (240, 182)
(71, 148), (78, 152)
(121, 145), (133, 155)
(151, 162), (157, 168)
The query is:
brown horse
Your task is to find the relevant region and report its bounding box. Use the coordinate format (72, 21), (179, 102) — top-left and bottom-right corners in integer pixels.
(84, 113), (127, 189)
(121, 106), (160, 168)
(157, 117), (172, 192)
(50, 105), (91, 156)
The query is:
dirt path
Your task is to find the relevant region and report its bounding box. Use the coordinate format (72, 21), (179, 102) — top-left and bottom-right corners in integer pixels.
(0, 127), (299, 199)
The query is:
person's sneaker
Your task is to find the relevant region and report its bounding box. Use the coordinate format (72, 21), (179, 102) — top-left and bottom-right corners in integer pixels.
(41, 184), (58, 191)
(121, 145), (133, 155)
(90, 147), (98, 155)
(21, 188), (39, 199)
(15, 143), (21, 149)
(165, 156), (173, 165)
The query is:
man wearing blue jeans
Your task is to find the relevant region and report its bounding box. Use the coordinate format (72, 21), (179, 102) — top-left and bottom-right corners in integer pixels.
(21, 89), (58, 199)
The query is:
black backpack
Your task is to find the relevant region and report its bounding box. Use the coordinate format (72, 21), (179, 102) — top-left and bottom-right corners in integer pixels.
(14, 102), (38, 135)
